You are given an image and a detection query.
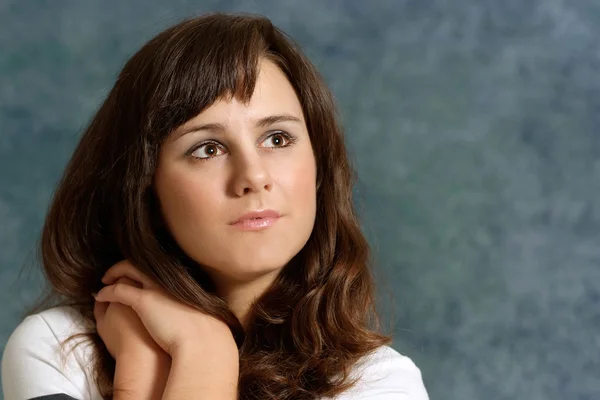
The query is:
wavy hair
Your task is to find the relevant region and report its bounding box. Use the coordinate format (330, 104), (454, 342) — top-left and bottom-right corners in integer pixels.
(26, 12), (393, 399)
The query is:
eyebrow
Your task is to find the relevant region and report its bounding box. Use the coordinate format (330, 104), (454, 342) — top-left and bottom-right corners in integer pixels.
(172, 114), (303, 141)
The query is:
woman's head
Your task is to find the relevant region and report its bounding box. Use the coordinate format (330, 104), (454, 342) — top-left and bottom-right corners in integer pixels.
(50, 13), (335, 289)
(37, 13), (391, 399)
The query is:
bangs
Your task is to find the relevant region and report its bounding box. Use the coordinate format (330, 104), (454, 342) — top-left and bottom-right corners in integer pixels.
(144, 14), (277, 138)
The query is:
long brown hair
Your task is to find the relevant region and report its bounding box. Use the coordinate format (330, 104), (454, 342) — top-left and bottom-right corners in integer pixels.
(27, 12), (393, 399)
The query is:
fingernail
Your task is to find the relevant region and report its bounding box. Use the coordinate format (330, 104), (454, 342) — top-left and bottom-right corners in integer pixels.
(91, 292), (98, 299)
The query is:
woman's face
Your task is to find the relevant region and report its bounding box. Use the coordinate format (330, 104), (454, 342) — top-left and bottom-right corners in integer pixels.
(154, 58), (317, 290)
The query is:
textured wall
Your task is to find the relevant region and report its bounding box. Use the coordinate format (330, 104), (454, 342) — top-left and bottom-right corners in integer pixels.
(1, 1), (599, 399)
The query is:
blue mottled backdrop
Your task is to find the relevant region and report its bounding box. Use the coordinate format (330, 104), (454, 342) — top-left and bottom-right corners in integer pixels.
(1, 1), (599, 399)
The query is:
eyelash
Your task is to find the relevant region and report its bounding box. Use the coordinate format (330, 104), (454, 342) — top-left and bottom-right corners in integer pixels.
(186, 131), (298, 162)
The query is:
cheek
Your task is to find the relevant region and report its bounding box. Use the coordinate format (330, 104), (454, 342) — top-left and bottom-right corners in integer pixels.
(282, 152), (317, 214)
(156, 170), (220, 231)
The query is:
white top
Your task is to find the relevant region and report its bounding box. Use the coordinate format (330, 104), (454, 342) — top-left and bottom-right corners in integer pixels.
(1, 306), (429, 400)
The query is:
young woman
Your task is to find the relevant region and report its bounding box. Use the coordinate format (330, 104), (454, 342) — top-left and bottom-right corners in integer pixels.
(1, 13), (428, 400)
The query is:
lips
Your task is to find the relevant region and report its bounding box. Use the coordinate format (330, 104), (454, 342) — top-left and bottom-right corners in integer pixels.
(230, 209), (281, 225)
(229, 209), (281, 231)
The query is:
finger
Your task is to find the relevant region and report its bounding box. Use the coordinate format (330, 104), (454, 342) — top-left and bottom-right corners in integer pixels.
(93, 300), (109, 333)
(114, 276), (143, 289)
(94, 282), (144, 311)
(93, 299), (108, 319)
(102, 260), (156, 288)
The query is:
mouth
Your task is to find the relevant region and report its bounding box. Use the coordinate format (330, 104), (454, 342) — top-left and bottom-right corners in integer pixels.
(230, 215), (280, 231)
(230, 209), (281, 225)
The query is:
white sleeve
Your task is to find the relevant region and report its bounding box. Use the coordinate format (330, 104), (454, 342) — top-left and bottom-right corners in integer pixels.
(333, 346), (429, 400)
(1, 314), (90, 400)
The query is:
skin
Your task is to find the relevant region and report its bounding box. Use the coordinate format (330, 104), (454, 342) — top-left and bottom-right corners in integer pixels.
(94, 58), (318, 399)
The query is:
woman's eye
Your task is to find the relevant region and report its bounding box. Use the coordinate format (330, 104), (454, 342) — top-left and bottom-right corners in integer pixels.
(263, 132), (290, 148)
(189, 132), (293, 161)
(191, 143), (223, 159)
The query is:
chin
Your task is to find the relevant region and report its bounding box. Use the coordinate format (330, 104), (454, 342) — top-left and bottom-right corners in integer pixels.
(225, 256), (289, 280)
(240, 258), (287, 274)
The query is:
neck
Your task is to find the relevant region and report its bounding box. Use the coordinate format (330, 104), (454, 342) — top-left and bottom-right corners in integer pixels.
(213, 268), (282, 330)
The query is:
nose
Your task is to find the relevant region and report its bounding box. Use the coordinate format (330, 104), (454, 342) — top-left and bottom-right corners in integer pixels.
(231, 150), (273, 197)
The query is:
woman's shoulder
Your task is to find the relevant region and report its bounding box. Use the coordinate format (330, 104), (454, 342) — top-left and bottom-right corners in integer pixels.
(3, 306), (92, 360)
(362, 345), (425, 376)
(1, 306), (102, 400)
(329, 345), (429, 400)
(10, 305), (88, 335)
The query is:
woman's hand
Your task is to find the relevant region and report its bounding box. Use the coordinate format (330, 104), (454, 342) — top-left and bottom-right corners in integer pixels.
(95, 260), (239, 399)
(94, 276), (171, 400)
(94, 276), (162, 359)
(94, 260), (238, 359)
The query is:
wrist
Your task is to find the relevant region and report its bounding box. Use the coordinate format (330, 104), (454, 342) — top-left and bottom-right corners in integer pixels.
(173, 342), (238, 380)
(164, 347), (238, 400)
(172, 339), (238, 360)
(114, 349), (171, 400)
(116, 350), (171, 376)
(117, 341), (169, 361)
